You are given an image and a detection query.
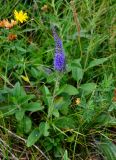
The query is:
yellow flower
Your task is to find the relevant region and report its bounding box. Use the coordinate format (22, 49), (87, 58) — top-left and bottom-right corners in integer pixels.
(21, 75), (30, 84)
(75, 98), (81, 105)
(14, 10), (28, 23)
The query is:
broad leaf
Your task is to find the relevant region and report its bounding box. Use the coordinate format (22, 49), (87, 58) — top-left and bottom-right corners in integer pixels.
(57, 84), (79, 95)
(72, 67), (83, 82)
(52, 108), (60, 118)
(54, 96), (70, 115)
(96, 113), (116, 126)
(24, 102), (44, 112)
(0, 105), (17, 116)
(18, 94), (35, 105)
(54, 117), (76, 129)
(81, 83), (97, 95)
(39, 122), (50, 137)
(71, 59), (83, 82)
(18, 116), (32, 133)
(97, 139), (116, 160)
(87, 58), (108, 69)
(27, 128), (41, 147)
(15, 109), (25, 121)
(12, 82), (26, 98)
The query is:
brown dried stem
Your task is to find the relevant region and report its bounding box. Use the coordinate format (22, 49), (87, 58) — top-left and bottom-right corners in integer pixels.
(70, 0), (82, 57)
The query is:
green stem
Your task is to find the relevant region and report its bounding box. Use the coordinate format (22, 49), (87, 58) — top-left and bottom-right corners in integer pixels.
(48, 72), (60, 119)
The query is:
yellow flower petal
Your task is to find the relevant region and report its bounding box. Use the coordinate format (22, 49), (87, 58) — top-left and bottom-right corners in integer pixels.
(14, 10), (28, 23)
(21, 75), (30, 83)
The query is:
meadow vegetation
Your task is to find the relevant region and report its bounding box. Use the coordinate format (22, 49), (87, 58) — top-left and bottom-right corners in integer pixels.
(0, 0), (116, 159)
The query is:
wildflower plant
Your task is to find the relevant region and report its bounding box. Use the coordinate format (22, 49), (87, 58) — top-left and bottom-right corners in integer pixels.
(0, 1), (116, 160)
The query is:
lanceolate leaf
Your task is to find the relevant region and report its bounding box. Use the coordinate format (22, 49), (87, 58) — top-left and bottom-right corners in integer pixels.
(15, 109), (25, 121)
(63, 150), (70, 160)
(24, 102), (44, 112)
(56, 84), (79, 95)
(12, 82), (26, 98)
(72, 67), (83, 82)
(39, 122), (50, 137)
(87, 57), (108, 69)
(18, 116), (32, 133)
(54, 116), (76, 129)
(97, 139), (116, 160)
(71, 59), (83, 82)
(27, 128), (41, 147)
(80, 83), (97, 95)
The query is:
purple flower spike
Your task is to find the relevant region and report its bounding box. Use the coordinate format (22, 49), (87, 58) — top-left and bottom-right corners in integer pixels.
(52, 27), (66, 72)
(54, 50), (65, 71)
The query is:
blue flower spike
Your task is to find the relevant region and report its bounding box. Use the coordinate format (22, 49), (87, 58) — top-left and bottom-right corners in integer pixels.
(52, 26), (66, 72)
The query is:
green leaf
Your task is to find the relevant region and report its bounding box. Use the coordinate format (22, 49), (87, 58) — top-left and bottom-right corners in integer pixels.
(42, 85), (53, 118)
(97, 139), (116, 160)
(19, 94), (35, 105)
(59, 105), (69, 115)
(39, 122), (50, 137)
(64, 84), (79, 95)
(47, 73), (56, 83)
(54, 97), (64, 109)
(54, 96), (70, 115)
(24, 102), (44, 112)
(15, 109), (25, 121)
(108, 103), (116, 112)
(81, 83), (97, 95)
(42, 85), (51, 96)
(71, 59), (83, 82)
(63, 150), (70, 160)
(52, 108), (59, 118)
(71, 59), (81, 68)
(24, 116), (32, 133)
(12, 82), (26, 98)
(57, 84), (79, 95)
(96, 113), (116, 126)
(54, 117), (76, 129)
(18, 116), (32, 133)
(15, 46), (26, 53)
(27, 128), (41, 147)
(72, 67), (83, 82)
(31, 67), (39, 78)
(42, 85), (52, 106)
(87, 58), (108, 69)
(0, 105), (17, 116)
